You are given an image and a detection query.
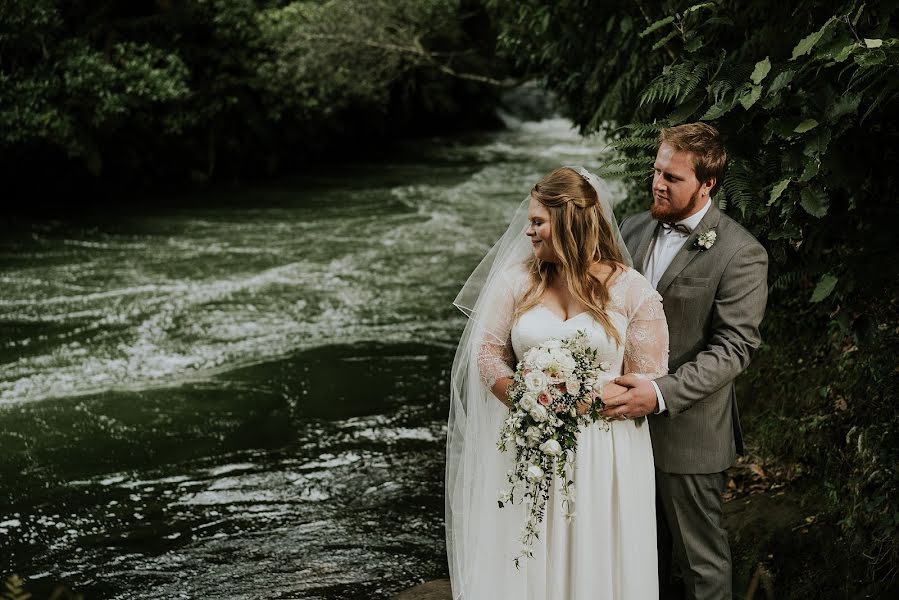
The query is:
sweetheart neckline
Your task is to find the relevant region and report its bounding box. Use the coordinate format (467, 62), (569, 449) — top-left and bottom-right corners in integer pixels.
(530, 268), (636, 324)
(536, 303), (590, 323)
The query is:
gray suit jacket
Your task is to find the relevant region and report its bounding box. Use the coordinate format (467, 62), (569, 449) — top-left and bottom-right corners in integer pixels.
(621, 203), (768, 474)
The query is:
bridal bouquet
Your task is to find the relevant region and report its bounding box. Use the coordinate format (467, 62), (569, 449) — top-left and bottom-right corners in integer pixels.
(496, 330), (613, 566)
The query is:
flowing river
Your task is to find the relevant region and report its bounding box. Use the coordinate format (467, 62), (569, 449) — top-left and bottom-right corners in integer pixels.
(0, 115), (619, 599)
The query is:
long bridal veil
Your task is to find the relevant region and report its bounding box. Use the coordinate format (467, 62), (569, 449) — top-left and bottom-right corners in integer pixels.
(446, 167), (631, 597)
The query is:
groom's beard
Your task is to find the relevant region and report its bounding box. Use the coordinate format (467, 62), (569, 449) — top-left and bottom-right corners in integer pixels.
(650, 187), (704, 222)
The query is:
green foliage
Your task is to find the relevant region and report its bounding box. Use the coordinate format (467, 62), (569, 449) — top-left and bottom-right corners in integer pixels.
(489, 0), (899, 591)
(0, 0), (502, 184)
(1, 574), (82, 600)
(1, 575), (30, 600)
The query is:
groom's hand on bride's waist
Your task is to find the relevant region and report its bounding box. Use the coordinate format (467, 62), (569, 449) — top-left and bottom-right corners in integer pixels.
(600, 375), (659, 420)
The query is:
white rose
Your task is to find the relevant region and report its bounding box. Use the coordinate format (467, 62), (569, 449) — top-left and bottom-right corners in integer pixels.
(529, 404), (549, 422)
(525, 425), (542, 442)
(599, 361), (612, 372)
(526, 464), (544, 482)
(539, 439), (563, 457)
(565, 378), (581, 395)
(524, 370), (548, 392)
(519, 393), (538, 412)
(515, 435), (527, 447)
(534, 350), (554, 370)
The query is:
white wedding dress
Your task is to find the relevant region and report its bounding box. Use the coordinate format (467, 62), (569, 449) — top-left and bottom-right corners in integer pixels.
(462, 266), (668, 600)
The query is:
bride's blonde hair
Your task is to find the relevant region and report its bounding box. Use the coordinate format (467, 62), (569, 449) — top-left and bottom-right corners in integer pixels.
(514, 167), (626, 345)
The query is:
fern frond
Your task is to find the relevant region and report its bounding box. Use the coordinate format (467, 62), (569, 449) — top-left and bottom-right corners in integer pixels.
(598, 167), (654, 181)
(640, 61), (709, 107)
(602, 156), (652, 168)
(1, 575), (30, 600)
(771, 270), (803, 291)
(615, 122), (665, 137)
(609, 136), (657, 150)
(847, 64), (882, 94)
(721, 156), (759, 218)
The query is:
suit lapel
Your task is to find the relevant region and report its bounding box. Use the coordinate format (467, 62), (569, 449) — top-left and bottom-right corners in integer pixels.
(632, 219), (660, 275)
(656, 203), (722, 296)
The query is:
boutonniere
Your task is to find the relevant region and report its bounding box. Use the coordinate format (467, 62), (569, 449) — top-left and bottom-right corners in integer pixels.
(695, 229), (717, 251)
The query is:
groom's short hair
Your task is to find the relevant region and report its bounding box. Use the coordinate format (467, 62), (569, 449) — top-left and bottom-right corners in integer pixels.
(658, 123), (727, 195)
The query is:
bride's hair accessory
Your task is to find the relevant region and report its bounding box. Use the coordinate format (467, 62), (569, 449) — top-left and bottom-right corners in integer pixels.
(530, 166), (599, 209)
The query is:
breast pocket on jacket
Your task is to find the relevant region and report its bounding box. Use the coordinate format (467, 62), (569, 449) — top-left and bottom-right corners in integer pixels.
(668, 276), (711, 296)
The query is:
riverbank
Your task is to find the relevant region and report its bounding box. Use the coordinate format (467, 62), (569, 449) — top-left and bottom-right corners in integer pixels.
(395, 473), (888, 599)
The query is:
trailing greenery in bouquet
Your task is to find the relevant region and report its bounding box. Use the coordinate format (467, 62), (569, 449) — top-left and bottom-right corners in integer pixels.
(496, 330), (613, 566)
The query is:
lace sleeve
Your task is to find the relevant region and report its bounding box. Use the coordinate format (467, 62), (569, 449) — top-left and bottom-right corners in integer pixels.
(475, 269), (521, 389)
(478, 337), (515, 389)
(623, 278), (669, 380)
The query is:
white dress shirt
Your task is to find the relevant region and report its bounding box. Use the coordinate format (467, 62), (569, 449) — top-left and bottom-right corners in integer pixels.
(643, 199), (711, 414)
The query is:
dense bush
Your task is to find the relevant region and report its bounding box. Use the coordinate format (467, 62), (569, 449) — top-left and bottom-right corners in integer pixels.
(0, 0), (501, 190)
(488, 0), (899, 591)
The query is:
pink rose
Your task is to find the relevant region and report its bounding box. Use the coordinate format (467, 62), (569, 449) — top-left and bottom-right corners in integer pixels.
(538, 392), (551, 406)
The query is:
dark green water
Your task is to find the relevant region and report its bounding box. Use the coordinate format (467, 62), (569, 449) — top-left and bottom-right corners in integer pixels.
(0, 118), (615, 598)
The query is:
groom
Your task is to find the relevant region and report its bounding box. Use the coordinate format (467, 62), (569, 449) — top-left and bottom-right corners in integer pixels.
(602, 123), (768, 599)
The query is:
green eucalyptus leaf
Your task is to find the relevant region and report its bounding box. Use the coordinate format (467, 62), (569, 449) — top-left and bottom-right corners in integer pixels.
(794, 119), (819, 133)
(684, 2), (716, 14)
(810, 274), (839, 303)
(855, 49), (886, 67)
(750, 57), (771, 84)
(668, 97), (705, 124)
(804, 128), (832, 157)
(800, 159), (820, 182)
(761, 94), (783, 111)
(791, 17), (836, 60)
(769, 116), (802, 138)
(833, 42), (856, 62)
(852, 3), (865, 27)
(640, 16), (674, 37)
(800, 187), (829, 217)
(779, 198), (797, 220)
(701, 96), (737, 120)
(817, 33), (854, 61)
(652, 30), (679, 51)
(740, 84), (762, 109)
(826, 94), (861, 121)
(685, 36), (704, 53)
(769, 179), (791, 205)
(767, 69), (795, 95)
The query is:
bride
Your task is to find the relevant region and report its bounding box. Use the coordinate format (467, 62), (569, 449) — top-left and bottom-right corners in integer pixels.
(446, 166), (669, 599)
